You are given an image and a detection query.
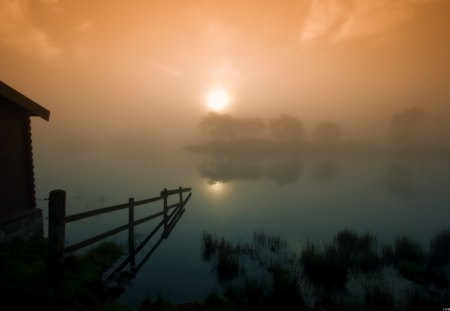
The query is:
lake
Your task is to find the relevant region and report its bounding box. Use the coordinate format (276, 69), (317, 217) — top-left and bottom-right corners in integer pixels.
(36, 144), (450, 307)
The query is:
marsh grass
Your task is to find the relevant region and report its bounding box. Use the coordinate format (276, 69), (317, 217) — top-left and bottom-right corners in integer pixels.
(253, 231), (287, 253)
(393, 236), (426, 265)
(300, 242), (348, 292)
(201, 231), (218, 261)
(201, 229), (450, 310)
(0, 239), (127, 311)
(428, 230), (450, 268)
(217, 241), (240, 283)
(267, 262), (306, 310)
(403, 289), (441, 311)
(84, 242), (123, 272)
(362, 284), (396, 311)
(222, 278), (267, 310)
(334, 230), (381, 273)
(201, 232), (242, 283)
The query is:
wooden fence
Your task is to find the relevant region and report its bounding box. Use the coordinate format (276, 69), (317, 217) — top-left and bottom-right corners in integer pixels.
(48, 187), (192, 273)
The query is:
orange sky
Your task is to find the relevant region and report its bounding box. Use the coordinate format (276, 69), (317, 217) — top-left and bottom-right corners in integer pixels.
(1, 0), (450, 145)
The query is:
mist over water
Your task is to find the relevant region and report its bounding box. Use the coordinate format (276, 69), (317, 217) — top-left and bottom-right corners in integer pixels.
(31, 107), (450, 304)
(2, 0), (450, 307)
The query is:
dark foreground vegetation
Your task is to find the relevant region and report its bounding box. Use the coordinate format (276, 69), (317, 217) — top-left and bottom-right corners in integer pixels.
(198, 230), (450, 310)
(0, 238), (131, 311)
(2, 230), (450, 310)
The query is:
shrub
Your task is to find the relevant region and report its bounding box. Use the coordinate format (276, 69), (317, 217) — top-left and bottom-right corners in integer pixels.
(393, 236), (426, 265)
(301, 242), (348, 292)
(428, 230), (450, 268)
(363, 285), (396, 311)
(267, 263), (305, 310)
(253, 231), (286, 253)
(333, 230), (380, 273)
(398, 261), (426, 283)
(403, 289), (440, 311)
(381, 245), (395, 265)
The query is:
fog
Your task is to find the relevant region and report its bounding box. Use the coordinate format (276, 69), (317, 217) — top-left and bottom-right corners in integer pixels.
(1, 0), (449, 193)
(3, 2), (450, 306)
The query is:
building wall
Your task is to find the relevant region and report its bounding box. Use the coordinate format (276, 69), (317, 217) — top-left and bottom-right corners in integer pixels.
(0, 96), (35, 219)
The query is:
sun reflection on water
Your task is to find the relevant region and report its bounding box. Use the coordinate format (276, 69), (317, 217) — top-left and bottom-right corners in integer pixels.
(207, 180), (228, 197)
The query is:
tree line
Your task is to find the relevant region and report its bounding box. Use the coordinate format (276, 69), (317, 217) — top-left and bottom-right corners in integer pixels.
(199, 113), (342, 144)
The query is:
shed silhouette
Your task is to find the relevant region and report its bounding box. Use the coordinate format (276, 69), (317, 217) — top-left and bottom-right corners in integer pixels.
(0, 81), (49, 239)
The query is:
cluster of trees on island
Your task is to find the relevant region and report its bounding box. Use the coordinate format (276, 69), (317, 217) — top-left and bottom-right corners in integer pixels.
(184, 106), (450, 189)
(198, 106), (450, 148)
(199, 113), (342, 145)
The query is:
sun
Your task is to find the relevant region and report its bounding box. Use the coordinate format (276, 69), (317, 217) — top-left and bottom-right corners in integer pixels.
(206, 87), (231, 112)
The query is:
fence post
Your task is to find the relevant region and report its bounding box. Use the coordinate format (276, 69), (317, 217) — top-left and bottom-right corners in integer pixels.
(161, 188), (168, 237)
(179, 186), (183, 207)
(128, 197), (136, 271)
(49, 189), (66, 272)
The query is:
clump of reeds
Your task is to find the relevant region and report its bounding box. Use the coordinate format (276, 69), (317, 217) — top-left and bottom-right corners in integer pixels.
(267, 262), (305, 310)
(201, 231), (218, 261)
(428, 230), (450, 268)
(403, 288), (441, 311)
(300, 241), (348, 292)
(253, 231), (287, 253)
(393, 236), (426, 265)
(333, 229), (381, 273)
(362, 284), (396, 311)
(201, 231), (241, 283)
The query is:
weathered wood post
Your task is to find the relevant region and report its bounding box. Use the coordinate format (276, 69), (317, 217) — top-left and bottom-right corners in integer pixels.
(179, 186), (183, 207)
(128, 197), (136, 271)
(49, 189), (66, 271)
(161, 188), (168, 237)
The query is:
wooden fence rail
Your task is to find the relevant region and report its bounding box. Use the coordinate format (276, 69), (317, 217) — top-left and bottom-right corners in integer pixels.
(48, 187), (192, 271)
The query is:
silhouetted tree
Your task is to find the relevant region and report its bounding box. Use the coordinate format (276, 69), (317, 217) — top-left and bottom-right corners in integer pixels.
(389, 107), (426, 145)
(199, 113), (266, 140)
(314, 121), (342, 145)
(268, 114), (304, 142)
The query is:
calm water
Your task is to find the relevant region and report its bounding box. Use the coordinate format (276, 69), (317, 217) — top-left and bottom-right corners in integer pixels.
(36, 146), (450, 307)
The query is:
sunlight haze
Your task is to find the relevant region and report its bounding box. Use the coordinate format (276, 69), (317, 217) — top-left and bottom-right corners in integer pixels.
(2, 0), (450, 306)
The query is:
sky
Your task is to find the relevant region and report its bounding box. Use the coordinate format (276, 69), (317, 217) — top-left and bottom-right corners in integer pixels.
(1, 0), (450, 149)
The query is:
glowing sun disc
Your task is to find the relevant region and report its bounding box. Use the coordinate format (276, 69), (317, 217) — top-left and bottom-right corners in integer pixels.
(206, 88), (230, 112)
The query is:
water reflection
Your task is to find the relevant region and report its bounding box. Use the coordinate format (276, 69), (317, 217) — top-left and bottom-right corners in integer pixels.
(199, 158), (264, 183)
(385, 163), (417, 200)
(186, 114), (450, 202)
(198, 155), (303, 186)
(311, 160), (338, 183)
(207, 181), (229, 197)
(266, 157), (302, 185)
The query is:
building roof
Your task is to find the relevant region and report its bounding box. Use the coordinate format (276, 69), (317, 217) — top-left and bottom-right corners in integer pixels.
(0, 81), (50, 121)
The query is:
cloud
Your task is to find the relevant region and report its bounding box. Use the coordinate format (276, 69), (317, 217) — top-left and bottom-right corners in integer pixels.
(76, 21), (94, 33)
(41, 0), (59, 4)
(209, 61), (242, 81)
(27, 28), (62, 61)
(0, 0), (61, 61)
(150, 62), (185, 77)
(298, 0), (442, 48)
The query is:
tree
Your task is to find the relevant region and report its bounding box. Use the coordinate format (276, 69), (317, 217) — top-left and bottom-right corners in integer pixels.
(268, 114), (304, 142)
(199, 113), (266, 140)
(315, 121), (342, 145)
(389, 107), (426, 145)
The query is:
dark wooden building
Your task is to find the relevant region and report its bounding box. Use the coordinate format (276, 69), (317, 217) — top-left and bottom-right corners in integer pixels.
(0, 81), (49, 239)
